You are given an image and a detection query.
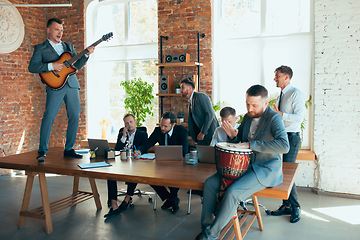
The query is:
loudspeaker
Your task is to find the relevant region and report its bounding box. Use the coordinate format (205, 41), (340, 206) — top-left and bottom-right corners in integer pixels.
(165, 53), (190, 63)
(160, 76), (174, 94)
(186, 75), (199, 92)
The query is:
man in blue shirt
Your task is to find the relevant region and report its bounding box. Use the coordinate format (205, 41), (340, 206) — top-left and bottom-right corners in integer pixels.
(271, 65), (305, 223)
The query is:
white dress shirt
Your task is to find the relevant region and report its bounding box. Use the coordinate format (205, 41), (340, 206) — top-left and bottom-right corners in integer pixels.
(248, 117), (261, 142)
(47, 39), (64, 71)
(121, 129), (137, 148)
(211, 123), (240, 146)
(276, 84), (305, 132)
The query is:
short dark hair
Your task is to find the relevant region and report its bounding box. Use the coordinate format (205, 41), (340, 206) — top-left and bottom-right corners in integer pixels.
(162, 112), (177, 124)
(123, 113), (135, 121)
(180, 77), (195, 89)
(220, 107), (236, 118)
(47, 18), (63, 28)
(275, 65), (293, 79)
(246, 85), (268, 99)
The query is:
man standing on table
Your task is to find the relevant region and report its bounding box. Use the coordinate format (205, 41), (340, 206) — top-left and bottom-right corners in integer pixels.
(134, 112), (188, 214)
(180, 77), (219, 146)
(195, 85), (289, 240)
(28, 18), (95, 161)
(270, 65), (305, 223)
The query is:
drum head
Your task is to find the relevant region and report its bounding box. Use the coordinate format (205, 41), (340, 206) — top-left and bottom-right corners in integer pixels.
(215, 142), (252, 152)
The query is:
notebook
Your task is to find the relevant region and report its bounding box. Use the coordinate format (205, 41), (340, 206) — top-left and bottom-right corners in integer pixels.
(196, 145), (216, 163)
(87, 138), (110, 156)
(154, 145), (183, 161)
(77, 161), (112, 169)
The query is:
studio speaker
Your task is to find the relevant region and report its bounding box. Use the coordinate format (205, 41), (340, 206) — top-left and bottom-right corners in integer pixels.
(160, 76), (174, 94)
(186, 75), (199, 92)
(165, 53), (190, 63)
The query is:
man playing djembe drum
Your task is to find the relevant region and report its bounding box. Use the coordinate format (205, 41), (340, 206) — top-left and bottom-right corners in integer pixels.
(195, 85), (290, 240)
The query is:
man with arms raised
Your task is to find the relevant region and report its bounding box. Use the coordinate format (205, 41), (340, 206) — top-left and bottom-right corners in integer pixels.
(195, 85), (289, 240)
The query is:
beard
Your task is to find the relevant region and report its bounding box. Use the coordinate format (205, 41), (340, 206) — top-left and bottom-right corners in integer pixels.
(247, 111), (263, 118)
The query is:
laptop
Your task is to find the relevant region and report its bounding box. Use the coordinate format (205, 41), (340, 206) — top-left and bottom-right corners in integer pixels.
(87, 138), (110, 156)
(154, 145), (183, 161)
(196, 145), (216, 163)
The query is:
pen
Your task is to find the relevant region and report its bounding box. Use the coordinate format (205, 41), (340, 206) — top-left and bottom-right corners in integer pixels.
(94, 147), (99, 152)
(134, 145), (138, 155)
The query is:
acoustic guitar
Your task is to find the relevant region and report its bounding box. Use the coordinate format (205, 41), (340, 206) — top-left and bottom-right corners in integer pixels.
(39, 32), (113, 90)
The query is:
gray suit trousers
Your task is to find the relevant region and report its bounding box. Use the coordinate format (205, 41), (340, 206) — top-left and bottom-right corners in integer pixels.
(201, 168), (266, 239)
(39, 84), (80, 153)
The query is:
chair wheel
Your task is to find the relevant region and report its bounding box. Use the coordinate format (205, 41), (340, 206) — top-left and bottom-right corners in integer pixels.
(266, 209), (271, 215)
(148, 198), (153, 203)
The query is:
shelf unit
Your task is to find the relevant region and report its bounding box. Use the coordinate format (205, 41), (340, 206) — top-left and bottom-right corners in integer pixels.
(157, 33), (205, 115)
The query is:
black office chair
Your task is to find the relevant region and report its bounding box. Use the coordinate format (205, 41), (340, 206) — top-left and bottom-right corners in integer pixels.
(116, 126), (155, 205)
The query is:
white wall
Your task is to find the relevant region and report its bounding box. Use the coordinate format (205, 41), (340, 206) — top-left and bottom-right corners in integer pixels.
(313, 0), (360, 194)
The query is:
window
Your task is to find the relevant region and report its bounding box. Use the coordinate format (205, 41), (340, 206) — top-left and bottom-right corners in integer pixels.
(86, 0), (158, 141)
(213, 0), (313, 148)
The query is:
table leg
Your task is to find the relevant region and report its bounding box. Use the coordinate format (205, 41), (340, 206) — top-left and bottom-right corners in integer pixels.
(88, 178), (102, 210)
(18, 171), (35, 228)
(252, 195), (264, 231)
(73, 176), (79, 194)
(38, 172), (53, 234)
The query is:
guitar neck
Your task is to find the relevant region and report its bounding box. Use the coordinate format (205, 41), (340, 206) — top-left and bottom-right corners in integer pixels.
(67, 38), (103, 65)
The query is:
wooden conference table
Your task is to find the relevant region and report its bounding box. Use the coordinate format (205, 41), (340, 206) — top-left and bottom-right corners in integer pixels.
(0, 147), (298, 235)
(0, 147), (216, 234)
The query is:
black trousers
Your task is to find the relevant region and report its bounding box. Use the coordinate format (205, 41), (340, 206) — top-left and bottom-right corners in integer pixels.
(150, 185), (179, 201)
(283, 133), (301, 209)
(107, 180), (137, 201)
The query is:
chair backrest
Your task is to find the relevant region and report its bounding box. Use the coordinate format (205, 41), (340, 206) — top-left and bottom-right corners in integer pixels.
(137, 126), (147, 133)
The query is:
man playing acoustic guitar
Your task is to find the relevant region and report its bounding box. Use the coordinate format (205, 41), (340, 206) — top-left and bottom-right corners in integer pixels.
(28, 18), (95, 161)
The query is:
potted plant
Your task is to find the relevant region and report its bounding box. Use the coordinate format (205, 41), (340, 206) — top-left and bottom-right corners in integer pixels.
(174, 82), (181, 94)
(177, 111), (185, 124)
(120, 77), (154, 127)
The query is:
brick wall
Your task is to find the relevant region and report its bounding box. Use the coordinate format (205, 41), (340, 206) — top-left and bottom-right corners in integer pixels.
(158, 0), (213, 118)
(314, 0), (360, 194)
(0, 0), (87, 174)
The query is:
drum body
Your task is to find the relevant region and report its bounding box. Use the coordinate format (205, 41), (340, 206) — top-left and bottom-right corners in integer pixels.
(215, 143), (253, 181)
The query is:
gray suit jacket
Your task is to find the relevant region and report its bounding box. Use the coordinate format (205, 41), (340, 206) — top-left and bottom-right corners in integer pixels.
(230, 105), (290, 187)
(28, 40), (89, 89)
(188, 92), (219, 144)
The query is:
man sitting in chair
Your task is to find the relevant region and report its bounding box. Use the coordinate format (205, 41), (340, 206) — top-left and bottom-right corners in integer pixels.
(195, 85), (289, 240)
(134, 112), (189, 214)
(105, 113), (148, 218)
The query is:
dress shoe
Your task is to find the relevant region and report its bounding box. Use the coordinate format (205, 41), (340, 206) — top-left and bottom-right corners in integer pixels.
(171, 197), (180, 214)
(64, 149), (83, 158)
(195, 232), (203, 240)
(290, 207), (301, 223)
(161, 198), (173, 209)
(119, 197), (132, 212)
(104, 207), (121, 218)
(271, 205), (292, 216)
(37, 151), (46, 162)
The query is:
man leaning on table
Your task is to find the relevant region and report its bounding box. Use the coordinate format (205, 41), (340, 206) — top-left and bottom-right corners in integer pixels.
(104, 113), (148, 218)
(270, 65), (305, 223)
(134, 112), (189, 214)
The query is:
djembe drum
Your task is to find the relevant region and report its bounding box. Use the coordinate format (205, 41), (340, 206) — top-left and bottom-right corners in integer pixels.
(215, 143), (253, 208)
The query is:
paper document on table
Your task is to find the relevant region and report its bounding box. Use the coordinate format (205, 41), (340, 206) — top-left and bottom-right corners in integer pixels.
(75, 149), (90, 154)
(138, 153), (155, 159)
(77, 161), (112, 169)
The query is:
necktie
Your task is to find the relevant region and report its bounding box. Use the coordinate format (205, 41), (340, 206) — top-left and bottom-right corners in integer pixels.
(278, 91), (283, 112)
(165, 133), (168, 146)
